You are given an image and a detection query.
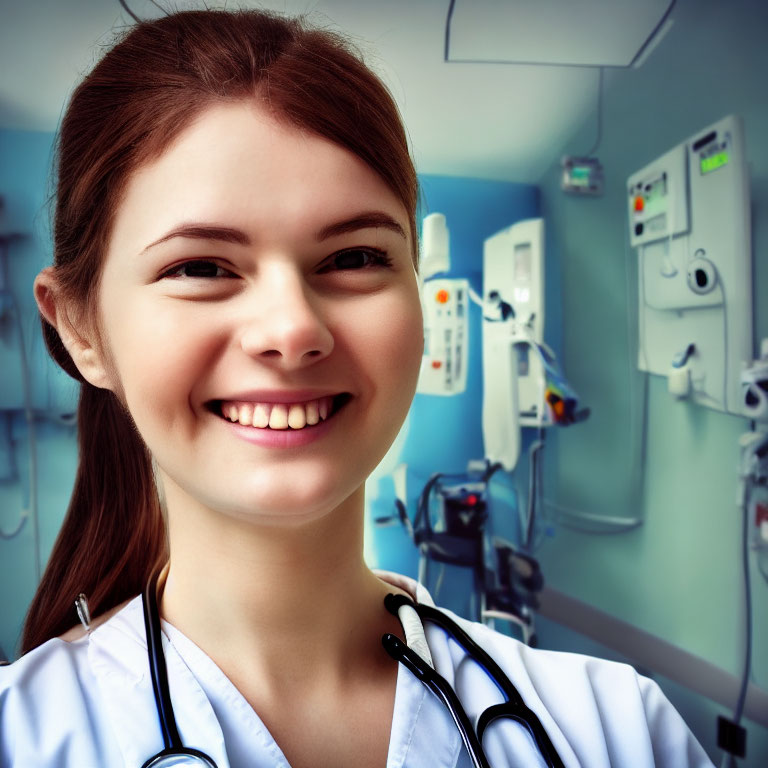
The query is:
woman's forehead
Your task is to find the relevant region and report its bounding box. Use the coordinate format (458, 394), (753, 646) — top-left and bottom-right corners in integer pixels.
(108, 100), (409, 255)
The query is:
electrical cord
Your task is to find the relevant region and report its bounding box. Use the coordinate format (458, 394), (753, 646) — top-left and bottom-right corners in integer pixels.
(758, 464), (768, 581)
(117, 0), (141, 23)
(531, 432), (551, 552)
(0, 240), (30, 544)
(584, 68), (603, 157)
(12, 286), (40, 582)
(719, 478), (753, 768)
(0, 513), (26, 539)
(117, 0), (168, 22)
(0, 401), (26, 538)
(444, 0), (456, 62)
(434, 563), (446, 602)
(0, 243), (41, 581)
(720, 274), (729, 412)
(543, 194), (647, 534)
(414, 472), (444, 539)
(720, 420), (764, 766)
(733, 479), (753, 725)
(524, 430), (545, 551)
(443, 1), (677, 69)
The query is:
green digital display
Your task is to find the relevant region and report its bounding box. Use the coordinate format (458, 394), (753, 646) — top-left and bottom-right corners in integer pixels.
(562, 156), (603, 195)
(570, 166), (591, 186)
(701, 151), (729, 174)
(646, 174), (667, 202)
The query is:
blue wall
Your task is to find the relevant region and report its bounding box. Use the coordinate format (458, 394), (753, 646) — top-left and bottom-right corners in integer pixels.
(367, 174), (542, 615)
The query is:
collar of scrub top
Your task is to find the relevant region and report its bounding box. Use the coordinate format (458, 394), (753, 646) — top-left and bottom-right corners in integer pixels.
(141, 568), (219, 768)
(139, 570), (430, 768)
(383, 593), (565, 768)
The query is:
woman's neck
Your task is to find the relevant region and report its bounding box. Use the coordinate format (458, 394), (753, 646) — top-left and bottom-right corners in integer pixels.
(159, 484), (402, 696)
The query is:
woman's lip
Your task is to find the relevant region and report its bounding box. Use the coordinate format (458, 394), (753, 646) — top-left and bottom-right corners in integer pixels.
(210, 389), (348, 405)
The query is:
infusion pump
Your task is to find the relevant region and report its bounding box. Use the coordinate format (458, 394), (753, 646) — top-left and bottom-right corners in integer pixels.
(418, 278), (469, 396)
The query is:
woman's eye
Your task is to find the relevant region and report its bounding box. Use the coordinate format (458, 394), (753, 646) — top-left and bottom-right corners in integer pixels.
(319, 248), (393, 272)
(160, 260), (235, 279)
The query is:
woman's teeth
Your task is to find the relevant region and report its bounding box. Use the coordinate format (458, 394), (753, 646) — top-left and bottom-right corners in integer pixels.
(222, 396), (334, 430)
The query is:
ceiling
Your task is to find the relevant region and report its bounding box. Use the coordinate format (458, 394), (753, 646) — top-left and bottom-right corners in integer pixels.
(0, 0), (674, 182)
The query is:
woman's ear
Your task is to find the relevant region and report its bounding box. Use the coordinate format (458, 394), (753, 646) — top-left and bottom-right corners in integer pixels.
(34, 267), (115, 391)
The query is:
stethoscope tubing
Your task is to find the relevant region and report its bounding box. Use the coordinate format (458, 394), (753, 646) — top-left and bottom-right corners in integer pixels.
(384, 593), (564, 768)
(382, 632), (491, 768)
(141, 571), (219, 768)
(140, 574), (563, 768)
(142, 571), (184, 751)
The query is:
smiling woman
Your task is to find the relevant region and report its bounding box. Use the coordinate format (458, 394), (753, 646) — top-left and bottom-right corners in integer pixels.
(4, 10), (423, 766)
(0, 8), (713, 768)
(85, 97), (422, 530)
(21, 9), (421, 649)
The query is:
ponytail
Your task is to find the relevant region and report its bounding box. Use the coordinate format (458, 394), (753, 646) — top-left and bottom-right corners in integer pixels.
(20, 383), (167, 653)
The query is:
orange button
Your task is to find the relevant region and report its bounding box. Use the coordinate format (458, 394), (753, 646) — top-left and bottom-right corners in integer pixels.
(634, 196), (644, 212)
(436, 289), (449, 303)
(431, 360), (442, 369)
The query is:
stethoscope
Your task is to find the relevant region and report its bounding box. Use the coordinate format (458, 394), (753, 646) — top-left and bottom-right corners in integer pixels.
(139, 572), (564, 768)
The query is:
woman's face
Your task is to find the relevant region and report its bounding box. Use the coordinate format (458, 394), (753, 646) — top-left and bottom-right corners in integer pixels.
(95, 100), (423, 527)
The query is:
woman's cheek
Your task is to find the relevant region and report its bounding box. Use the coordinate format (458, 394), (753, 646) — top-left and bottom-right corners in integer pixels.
(377, 294), (423, 389)
(106, 304), (204, 410)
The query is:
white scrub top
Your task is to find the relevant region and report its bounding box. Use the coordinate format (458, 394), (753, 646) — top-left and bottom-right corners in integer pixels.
(0, 571), (713, 768)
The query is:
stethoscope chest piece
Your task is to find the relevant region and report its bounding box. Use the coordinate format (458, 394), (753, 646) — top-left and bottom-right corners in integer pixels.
(141, 748), (218, 767)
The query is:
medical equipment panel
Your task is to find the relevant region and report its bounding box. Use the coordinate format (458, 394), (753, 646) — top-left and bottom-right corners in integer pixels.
(627, 114), (752, 414)
(741, 339), (768, 423)
(561, 156), (604, 196)
(417, 278), (469, 396)
(482, 219), (545, 473)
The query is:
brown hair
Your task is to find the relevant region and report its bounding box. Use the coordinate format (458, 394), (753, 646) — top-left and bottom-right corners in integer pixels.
(22, 8), (418, 653)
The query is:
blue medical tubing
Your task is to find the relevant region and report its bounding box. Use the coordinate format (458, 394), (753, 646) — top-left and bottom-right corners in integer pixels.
(383, 594), (564, 768)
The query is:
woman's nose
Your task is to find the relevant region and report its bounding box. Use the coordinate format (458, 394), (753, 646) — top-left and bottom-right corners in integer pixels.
(238, 266), (334, 369)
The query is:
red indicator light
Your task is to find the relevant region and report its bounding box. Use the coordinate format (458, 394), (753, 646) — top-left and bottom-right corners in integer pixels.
(467, 494), (478, 506)
(436, 289), (449, 304)
(431, 360), (442, 369)
(634, 196), (644, 212)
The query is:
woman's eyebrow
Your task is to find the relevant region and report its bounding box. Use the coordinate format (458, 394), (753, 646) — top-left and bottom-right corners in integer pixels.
(141, 211), (406, 254)
(141, 225), (250, 253)
(317, 212), (406, 240)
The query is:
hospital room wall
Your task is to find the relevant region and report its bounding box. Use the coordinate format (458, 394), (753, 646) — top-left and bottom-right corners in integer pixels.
(0, 128), (80, 661)
(532, 0), (767, 759)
